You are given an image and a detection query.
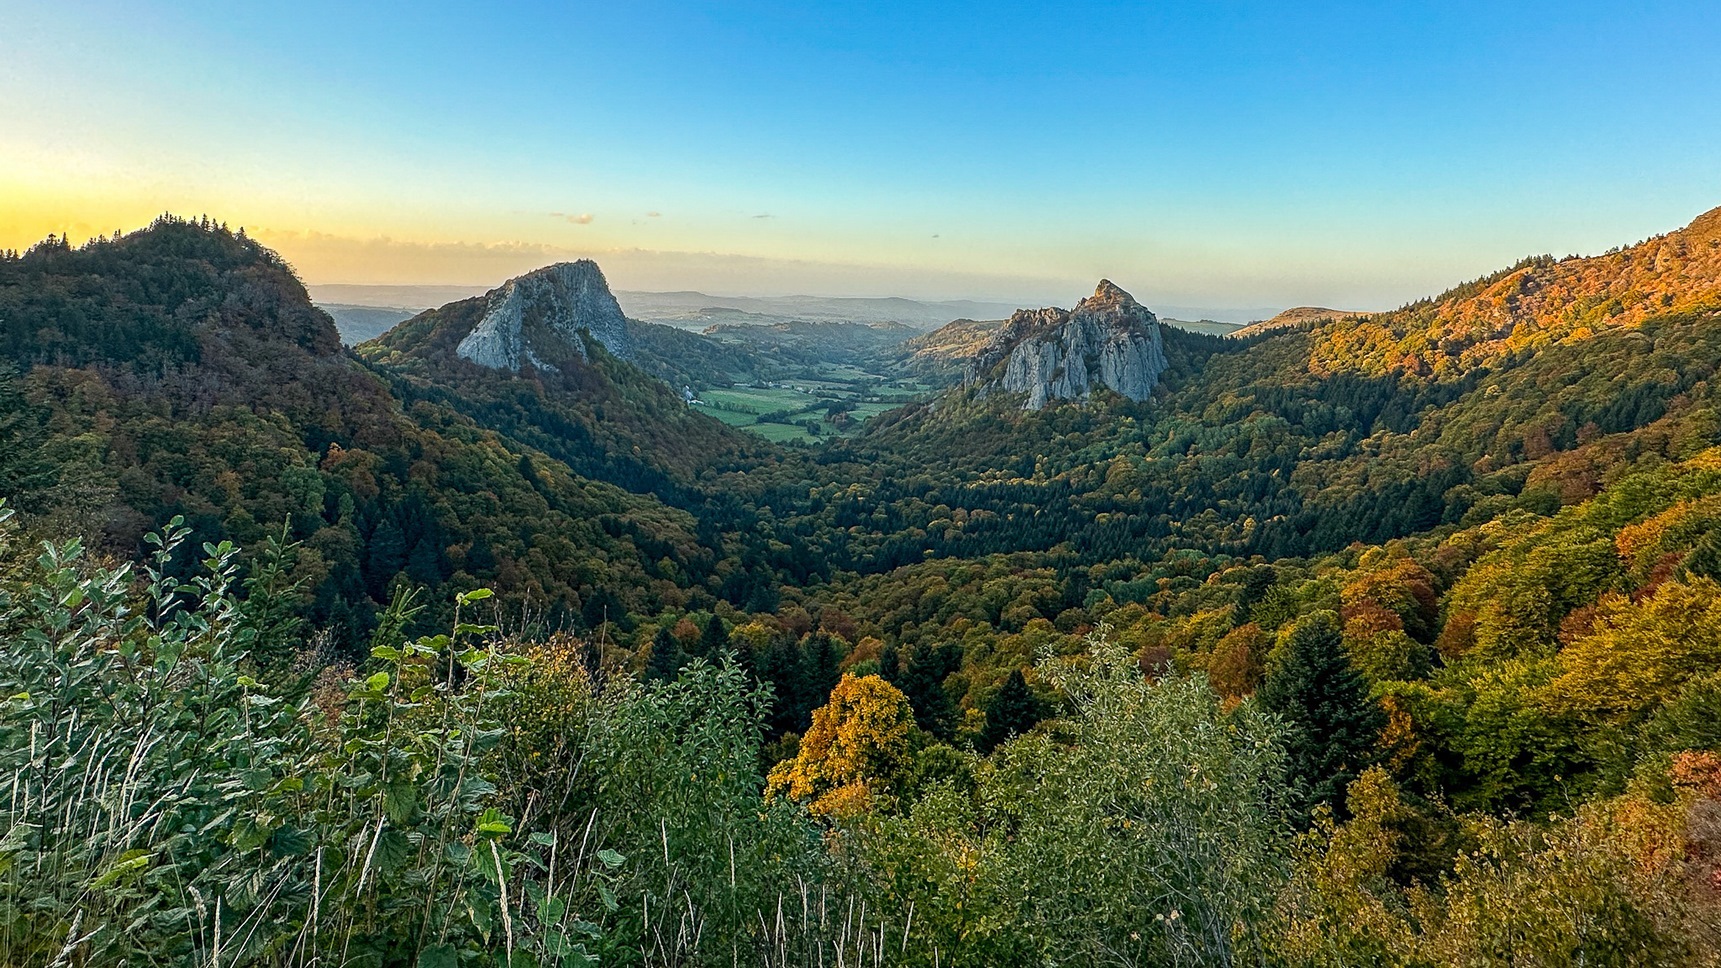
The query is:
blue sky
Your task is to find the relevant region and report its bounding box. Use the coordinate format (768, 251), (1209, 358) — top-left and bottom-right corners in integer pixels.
(3, 0), (1719, 309)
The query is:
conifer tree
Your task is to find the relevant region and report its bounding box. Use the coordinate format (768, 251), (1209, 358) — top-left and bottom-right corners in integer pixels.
(804, 632), (842, 714)
(895, 642), (962, 740)
(0, 364), (50, 511)
(365, 517), (407, 600)
(1257, 610), (1385, 819)
(878, 641), (901, 680)
(647, 625), (683, 681)
(698, 613), (729, 657)
(759, 638), (807, 734)
(978, 667), (1045, 753)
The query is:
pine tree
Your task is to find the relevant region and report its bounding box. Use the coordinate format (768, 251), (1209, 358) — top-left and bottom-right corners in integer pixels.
(878, 641), (901, 680)
(0, 364), (50, 511)
(978, 668), (1045, 753)
(364, 517), (407, 601)
(646, 626), (683, 682)
(405, 538), (444, 588)
(803, 633), (842, 717)
(698, 614), (729, 658)
(895, 642), (962, 741)
(1257, 610), (1385, 820)
(465, 535), (496, 574)
(759, 638), (807, 735)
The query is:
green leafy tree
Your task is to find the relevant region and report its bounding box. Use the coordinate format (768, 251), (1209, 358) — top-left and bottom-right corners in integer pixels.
(856, 628), (1292, 965)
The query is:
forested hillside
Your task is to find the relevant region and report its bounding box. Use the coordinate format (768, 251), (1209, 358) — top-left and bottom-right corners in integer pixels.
(1310, 205), (1721, 377)
(4, 208), (1721, 965)
(0, 217), (753, 648)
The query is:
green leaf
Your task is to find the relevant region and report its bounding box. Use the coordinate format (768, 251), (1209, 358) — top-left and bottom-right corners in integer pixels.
(269, 826), (312, 857)
(365, 671), (391, 692)
(89, 850), (151, 889)
(595, 847), (625, 869)
(467, 895), (494, 939)
(457, 588), (494, 605)
(374, 829), (411, 873)
(540, 894), (566, 925)
(383, 783), (419, 824)
(417, 942), (457, 968)
(474, 807), (512, 838)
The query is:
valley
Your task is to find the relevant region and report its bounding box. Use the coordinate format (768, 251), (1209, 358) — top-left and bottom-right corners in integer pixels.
(4, 206), (1721, 965)
(11, 4), (1721, 962)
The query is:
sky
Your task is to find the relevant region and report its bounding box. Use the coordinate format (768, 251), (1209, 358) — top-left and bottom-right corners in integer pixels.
(3, 0), (1719, 310)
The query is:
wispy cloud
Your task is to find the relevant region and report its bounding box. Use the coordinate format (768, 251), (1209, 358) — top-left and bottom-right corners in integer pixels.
(646, 211), (662, 218)
(548, 212), (594, 224)
(752, 213), (773, 219)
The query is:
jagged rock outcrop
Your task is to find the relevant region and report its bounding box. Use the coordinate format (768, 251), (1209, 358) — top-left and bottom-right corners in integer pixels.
(967, 280), (1167, 410)
(456, 260), (632, 371)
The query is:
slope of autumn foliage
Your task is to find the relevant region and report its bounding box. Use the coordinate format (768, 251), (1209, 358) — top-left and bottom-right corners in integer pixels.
(1311, 204), (1721, 377)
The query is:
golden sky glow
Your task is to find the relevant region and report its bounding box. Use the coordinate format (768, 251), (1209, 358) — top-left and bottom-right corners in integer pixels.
(5, 2), (1719, 308)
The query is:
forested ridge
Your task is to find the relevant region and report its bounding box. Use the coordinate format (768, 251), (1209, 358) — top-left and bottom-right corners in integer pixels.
(3, 210), (1720, 965)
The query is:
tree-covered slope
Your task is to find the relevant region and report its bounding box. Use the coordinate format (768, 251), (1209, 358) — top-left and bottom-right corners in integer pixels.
(0, 217), (730, 648)
(360, 292), (768, 498)
(1309, 204), (1721, 377)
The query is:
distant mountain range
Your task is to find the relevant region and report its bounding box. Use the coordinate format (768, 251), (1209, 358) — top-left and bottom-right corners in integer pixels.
(312, 285), (1025, 332)
(312, 284), (1274, 346)
(318, 303), (420, 344)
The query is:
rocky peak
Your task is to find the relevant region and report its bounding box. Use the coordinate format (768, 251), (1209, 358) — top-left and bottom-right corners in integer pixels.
(456, 260), (633, 371)
(967, 280), (1167, 410)
(1087, 278), (1138, 309)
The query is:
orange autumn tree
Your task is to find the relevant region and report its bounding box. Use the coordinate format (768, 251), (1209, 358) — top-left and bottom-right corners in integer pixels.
(766, 673), (916, 817)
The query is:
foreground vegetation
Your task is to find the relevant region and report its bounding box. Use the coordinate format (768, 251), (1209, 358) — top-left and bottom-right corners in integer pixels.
(2, 497), (1717, 965)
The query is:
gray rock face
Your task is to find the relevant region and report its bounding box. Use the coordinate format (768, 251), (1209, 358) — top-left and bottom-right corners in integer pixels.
(456, 261), (633, 371)
(969, 280), (1166, 410)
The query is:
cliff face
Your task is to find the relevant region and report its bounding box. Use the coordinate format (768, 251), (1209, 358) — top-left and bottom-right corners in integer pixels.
(456, 260), (632, 371)
(969, 280), (1167, 410)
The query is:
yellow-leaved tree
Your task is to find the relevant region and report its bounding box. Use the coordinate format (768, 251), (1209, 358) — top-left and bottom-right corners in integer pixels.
(1544, 577), (1721, 726)
(766, 673), (916, 817)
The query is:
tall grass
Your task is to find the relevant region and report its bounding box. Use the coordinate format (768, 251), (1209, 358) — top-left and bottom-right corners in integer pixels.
(0, 507), (594, 965)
